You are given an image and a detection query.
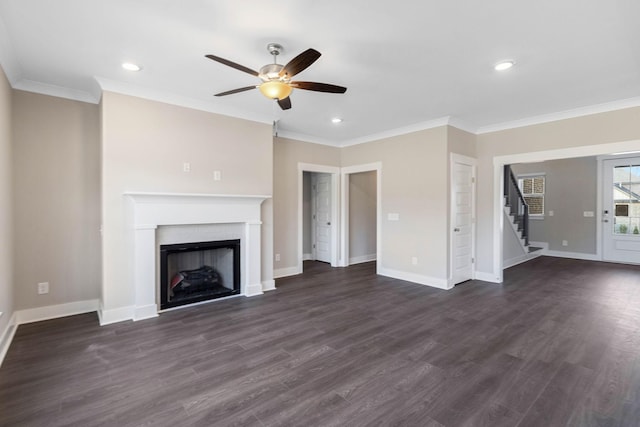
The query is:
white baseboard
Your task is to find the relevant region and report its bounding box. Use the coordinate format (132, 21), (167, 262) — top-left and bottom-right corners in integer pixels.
(378, 267), (452, 290)
(15, 299), (100, 325)
(273, 266), (301, 279)
(474, 271), (502, 283)
(0, 312), (17, 368)
(245, 282), (265, 297)
(262, 279), (276, 292)
(544, 250), (600, 261)
(349, 254), (377, 265)
(98, 304), (134, 326)
(302, 253), (313, 261)
(503, 249), (544, 269)
(133, 304), (159, 321)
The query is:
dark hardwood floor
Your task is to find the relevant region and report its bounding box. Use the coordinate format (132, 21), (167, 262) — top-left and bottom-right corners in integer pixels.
(1, 257), (640, 426)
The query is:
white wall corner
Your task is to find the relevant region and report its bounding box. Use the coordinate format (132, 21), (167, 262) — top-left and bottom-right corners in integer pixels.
(378, 267), (452, 290)
(262, 279), (276, 292)
(0, 312), (18, 368)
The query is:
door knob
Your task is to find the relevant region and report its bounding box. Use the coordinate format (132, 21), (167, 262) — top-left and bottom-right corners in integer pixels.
(327, 222), (331, 226)
(603, 219), (609, 223)
(454, 228), (460, 232)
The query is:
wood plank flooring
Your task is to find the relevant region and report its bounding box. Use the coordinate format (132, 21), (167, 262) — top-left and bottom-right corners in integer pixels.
(1, 256), (640, 426)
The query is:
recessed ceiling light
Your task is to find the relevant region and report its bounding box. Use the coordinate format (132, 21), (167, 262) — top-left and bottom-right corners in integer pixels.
(122, 62), (141, 72)
(494, 60), (515, 71)
(331, 117), (343, 124)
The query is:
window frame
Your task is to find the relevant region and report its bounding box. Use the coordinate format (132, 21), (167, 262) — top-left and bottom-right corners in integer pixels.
(517, 173), (546, 219)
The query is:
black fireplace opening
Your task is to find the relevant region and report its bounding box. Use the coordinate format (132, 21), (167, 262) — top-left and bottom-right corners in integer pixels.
(160, 239), (241, 310)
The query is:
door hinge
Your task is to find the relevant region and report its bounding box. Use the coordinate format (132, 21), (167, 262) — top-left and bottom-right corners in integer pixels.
(471, 177), (476, 184)
(472, 257), (475, 263)
(313, 214), (316, 220)
(313, 244), (316, 249)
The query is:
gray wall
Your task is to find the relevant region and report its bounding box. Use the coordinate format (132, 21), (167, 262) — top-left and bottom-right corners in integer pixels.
(12, 90), (101, 309)
(349, 171), (377, 261)
(511, 157), (597, 254)
(0, 64), (13, 339)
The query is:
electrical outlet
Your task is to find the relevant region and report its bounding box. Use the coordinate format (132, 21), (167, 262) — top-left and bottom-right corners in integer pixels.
(562, 240), (568, 247)
(37, 282), (49, 295)
(583, 211), (594, 217)
(275, 253), (280, 262)
(411, 257), (418, 265)
(183, 162), (191, 172)
(213, 170), (221, 181)
(548, 210), (554, 216)
(388, 213), (400, 221)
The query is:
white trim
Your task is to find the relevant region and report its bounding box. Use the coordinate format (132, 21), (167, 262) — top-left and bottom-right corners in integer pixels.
(133, 304), (159, 322)
(340, 117), (450, 147)
(378, 267), (452, 290)
(275, 130), (338, 147)
(262, 279), (276, 292)
(491, 139), (640, 283)
(477, 97), (640, 134)
(302, 253), (313, 261)
(0, 313), (17, 368)
(297, 163), (340, 274)
(474, 271), (502, 283)
(449, 154), (477, 285)
(274, 266), (301, 279)
(98, 304), (135, 326)
(340, 163), (382, 271)
(96, 77), (271, 126)
(14, 299), (100, 325)
(503, 250), (544, 269)
(245, 282), (264, 297)
(544, 250), (600, 261)
(13, 79), (99, 104)
(349, 254), (377, 265)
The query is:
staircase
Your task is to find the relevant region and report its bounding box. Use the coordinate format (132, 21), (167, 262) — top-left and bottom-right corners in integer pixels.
(503, 165), (542, 255)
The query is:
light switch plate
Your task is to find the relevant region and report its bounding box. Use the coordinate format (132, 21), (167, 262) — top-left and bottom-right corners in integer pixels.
(583, 211), (594, 217)
(387, 213), (400, 221)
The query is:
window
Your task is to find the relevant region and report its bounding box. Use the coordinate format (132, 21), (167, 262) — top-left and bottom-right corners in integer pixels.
(518, 174), (545, 217)
(612, 164), (640, 235)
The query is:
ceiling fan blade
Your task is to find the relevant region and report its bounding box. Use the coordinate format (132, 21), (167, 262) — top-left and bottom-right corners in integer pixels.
(291, 81), (347, 93)
(277, 97), (292, 110)
(280, 49), (321, 78)
(205, 54), (259, 77)
(214, 86), (257, 97)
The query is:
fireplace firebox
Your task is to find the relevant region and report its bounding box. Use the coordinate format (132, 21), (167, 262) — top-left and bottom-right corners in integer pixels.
(160, 239), (241, 310)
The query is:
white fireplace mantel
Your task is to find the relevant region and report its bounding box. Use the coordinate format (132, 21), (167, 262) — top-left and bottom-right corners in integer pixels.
(124, 192), (270, 322)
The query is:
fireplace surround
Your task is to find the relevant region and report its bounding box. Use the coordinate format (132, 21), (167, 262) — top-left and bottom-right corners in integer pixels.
(116, 192), (271, 324)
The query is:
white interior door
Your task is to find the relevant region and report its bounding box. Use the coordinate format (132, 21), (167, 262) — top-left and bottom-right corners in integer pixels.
(313, 173), (332, 263)
(603, 157), (640, 263)
(452, 160), (475, 284)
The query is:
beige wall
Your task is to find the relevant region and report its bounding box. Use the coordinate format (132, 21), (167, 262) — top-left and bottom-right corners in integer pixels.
(12, 91), (101, 310)
(0, 65), (12, 337)
(512, 157), (597, 254)
(476, 108), (640, 275)
(349, 171), (377, 260)
(101, 91), (273, 312)
(342, 127), (449, 281)
(273, 137), (341, 272)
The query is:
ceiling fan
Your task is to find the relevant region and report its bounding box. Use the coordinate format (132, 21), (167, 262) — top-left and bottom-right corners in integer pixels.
(205, 43), (347, 110)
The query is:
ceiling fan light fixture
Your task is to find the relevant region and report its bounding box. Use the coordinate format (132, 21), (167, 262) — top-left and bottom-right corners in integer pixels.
(259, 81), (292, 100)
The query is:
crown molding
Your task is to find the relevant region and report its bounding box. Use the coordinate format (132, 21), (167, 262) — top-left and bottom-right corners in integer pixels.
(275, 130), (340, 147)
(13, 79), (99, 104)
(338, 117), (452, 147)
(94, 77), (271, 125)
(477, 97), (640, 134)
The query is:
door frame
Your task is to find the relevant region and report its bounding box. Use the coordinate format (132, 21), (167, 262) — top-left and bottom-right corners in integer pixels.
(598, 153), (640, 263)
(298, 163), (340, 273)
(449, 153), (477, 286)
(489, 139), (640, 283)
(340, 162), (382, 270)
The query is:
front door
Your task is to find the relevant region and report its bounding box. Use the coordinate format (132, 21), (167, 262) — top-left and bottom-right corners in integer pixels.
(313, 173), (332, 263)
(452, 159), (475, 284)
(603, 157), (640, 263)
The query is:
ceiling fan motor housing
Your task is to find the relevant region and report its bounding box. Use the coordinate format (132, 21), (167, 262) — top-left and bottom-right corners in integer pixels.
(259, 64), (286, 82)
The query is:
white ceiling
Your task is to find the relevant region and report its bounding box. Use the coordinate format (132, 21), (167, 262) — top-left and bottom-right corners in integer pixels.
(0, 0), (639, 146)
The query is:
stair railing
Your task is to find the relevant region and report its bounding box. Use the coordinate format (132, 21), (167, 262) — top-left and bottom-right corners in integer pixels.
(503, 165), (529, 246)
